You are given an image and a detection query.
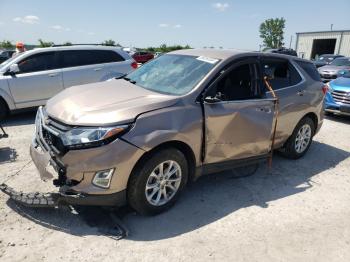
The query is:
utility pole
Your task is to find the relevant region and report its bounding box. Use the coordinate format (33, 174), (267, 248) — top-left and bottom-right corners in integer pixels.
(289, 35), (293, 49)
(331, 24), (333, 31)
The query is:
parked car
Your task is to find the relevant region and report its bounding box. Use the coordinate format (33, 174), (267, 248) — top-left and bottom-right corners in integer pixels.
(154, 52), (164, 58)
(318, 57), (350, 82)
(0, 45), (137, 119)
(2, 49), (325, 215)
(132, 51), (154, 63)
(313, 54), (344, 68)
(324, 72), (350, 116)
(0, 50), (15, 64)
(264, 48), (297, 56)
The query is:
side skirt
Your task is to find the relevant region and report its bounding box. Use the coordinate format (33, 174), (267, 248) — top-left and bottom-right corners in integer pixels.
(199, 154), (268, 176)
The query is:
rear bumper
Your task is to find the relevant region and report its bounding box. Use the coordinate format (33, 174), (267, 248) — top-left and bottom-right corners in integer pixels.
(0, 183), (126, 207)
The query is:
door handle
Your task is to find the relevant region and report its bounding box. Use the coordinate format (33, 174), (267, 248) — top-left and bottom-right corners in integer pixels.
(48, 73), (58, 77)
(256, 107), (272, 113)
(94, 68), (102, 71)
(297, 90), (304, 96)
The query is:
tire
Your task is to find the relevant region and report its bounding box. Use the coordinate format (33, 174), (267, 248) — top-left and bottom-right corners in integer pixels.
(0, 98), (9, 120)
(281, 117), (315, 159)
(127, 148), (188, 215)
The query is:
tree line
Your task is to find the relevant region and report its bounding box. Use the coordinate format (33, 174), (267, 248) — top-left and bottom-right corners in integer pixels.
(0, 39), (191, 53)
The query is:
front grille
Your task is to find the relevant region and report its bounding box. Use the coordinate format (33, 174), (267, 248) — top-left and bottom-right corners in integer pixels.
(321, 74), (337, 79)
(35, 107), (68, 155)
(331, 90), (350, 105)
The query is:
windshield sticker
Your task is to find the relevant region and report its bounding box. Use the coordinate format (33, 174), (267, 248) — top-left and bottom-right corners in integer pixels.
(196, 56), (219, 64)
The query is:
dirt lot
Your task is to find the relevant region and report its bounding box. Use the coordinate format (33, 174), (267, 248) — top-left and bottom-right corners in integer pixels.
(0, 112), (349, 262)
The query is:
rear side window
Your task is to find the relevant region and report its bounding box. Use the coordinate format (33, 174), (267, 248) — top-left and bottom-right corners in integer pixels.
(94, 50), (124, 63)
(58, 50), (124, 68)
(296, 61), (321, 81)
(17, 52), (56, 74)
(261, 58), (302, 90)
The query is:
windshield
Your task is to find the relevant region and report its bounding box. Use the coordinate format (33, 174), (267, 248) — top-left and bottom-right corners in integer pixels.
(0, 55), (18, 69)
(126, 54), (219, 95)
(330, 58), (350, 66)
(317, 55), (336, 62)
(340, 70), (350, 78)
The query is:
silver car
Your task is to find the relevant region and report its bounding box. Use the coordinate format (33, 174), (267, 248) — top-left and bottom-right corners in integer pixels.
(0, 45), (137, 119)
(318, 57), (350, 82)
(1, 49), (325, 215)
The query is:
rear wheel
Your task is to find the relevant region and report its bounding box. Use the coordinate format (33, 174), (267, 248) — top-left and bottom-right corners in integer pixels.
(281, 117), (315, 159)
(127, 148), (188, 215)
(0, 98), (9, 120)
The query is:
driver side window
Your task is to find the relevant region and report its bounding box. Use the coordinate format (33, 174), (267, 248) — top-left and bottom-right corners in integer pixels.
(17, 52), (56, 74)
(208, 62), (260, 101)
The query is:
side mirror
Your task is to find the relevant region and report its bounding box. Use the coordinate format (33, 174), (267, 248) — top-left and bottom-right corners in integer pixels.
(5, 64), (20, 76)
(204, 96), (221, 104)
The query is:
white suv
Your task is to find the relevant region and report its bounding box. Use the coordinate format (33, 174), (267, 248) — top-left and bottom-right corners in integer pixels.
(0, 45), (137, 118)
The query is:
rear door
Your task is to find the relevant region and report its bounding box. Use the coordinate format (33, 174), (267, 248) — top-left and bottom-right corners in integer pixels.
(260, 57), (306, 146)
(6, 51), (64, 108)
(203, 58), (276, 164)
(58, 50), (106, 88)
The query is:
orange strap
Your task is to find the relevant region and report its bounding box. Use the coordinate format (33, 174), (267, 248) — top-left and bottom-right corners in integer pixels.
(263, 76), (279, 168)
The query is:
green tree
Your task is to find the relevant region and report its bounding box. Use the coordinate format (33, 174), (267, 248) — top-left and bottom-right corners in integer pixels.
(38, 39), (54, 47)
(102, 39), (116, 46)
(259, 18), (285, 49)
(0, 40), (14, 49)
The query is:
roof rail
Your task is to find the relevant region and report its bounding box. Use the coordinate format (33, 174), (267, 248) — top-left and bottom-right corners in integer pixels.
(52, 44), (120, 47)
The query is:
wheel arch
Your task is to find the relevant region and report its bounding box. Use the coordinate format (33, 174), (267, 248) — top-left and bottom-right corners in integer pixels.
(301, 112), (318, 134)
(127, 140), (197, 189)
(0, 89), (15, 111)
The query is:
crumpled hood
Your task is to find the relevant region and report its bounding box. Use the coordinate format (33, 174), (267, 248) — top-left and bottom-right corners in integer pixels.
(46, 79), (179, 126)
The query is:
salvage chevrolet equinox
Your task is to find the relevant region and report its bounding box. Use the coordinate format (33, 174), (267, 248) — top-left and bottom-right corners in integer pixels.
(1, 49), (325, 215)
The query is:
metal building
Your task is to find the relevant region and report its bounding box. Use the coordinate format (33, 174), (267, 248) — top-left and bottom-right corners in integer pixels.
(295, 30), (350, 59)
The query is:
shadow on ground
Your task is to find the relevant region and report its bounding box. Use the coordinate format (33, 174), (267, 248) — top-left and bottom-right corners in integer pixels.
(0, 147), (17, 163)
(325, 114), (350, 124)
(4, 141), (350, 240)
(2, 111), (36, 127)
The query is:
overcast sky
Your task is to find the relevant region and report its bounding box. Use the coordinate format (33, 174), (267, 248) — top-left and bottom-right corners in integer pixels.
(0, 0), (349, 50)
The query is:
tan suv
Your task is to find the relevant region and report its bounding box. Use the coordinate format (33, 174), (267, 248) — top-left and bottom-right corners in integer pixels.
(1, 49), (325, 215)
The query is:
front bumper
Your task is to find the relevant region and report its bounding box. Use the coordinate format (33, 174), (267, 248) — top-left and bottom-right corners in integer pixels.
(1, 107), (146, 208)
(325, 92), (350, 116)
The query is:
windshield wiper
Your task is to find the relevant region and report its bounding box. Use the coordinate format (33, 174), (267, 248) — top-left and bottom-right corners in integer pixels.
(114, 74), (137, 84)
(123, 77), (137, 84)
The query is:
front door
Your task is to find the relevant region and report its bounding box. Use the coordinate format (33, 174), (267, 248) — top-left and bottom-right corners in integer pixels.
(203, 58), (276, 164)
(6, 51), (63, 109)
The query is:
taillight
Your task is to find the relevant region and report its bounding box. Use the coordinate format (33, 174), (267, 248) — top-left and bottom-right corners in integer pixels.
(131, 61), (138, 69)
(322, 84), (328, 95)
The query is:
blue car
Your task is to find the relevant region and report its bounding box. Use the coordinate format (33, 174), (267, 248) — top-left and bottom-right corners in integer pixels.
(325, 70), (350, 116)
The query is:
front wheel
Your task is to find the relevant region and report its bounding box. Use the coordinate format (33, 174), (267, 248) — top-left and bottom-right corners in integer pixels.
(127, 148), (188, 215)
(281, 117), (315, 159)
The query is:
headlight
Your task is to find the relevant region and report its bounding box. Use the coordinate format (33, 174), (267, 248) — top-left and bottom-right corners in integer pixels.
(61, 125), (131, 149)
(326, 82), (333, 92)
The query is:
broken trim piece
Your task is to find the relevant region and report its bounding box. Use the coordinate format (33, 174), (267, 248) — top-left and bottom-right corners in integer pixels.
(0, 183), (127, 207)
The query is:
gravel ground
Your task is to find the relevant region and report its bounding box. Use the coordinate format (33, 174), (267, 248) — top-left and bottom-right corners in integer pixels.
(0, 112), (349, 262)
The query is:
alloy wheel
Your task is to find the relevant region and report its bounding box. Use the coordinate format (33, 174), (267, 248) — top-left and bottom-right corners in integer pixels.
(145, 160), (182, 206)
(295, 124), (312, 153)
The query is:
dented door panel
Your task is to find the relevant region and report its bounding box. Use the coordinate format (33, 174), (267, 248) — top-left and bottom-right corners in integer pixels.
(204, 99), (276, 164)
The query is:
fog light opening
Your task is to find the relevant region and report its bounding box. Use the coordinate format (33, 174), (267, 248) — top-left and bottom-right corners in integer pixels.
(92, 169), (115, 189)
